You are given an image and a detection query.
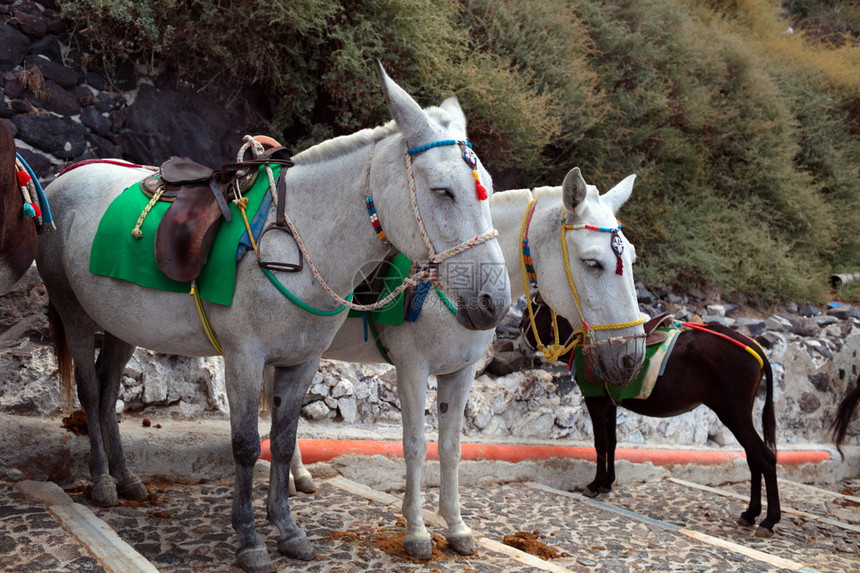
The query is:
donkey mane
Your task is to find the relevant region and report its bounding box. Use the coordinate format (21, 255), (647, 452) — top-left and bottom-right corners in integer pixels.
(490, 188), (532, 207)
(292, 106), (456, 165)
(532, 186), (562, 202)
(533, 184), (599, 204)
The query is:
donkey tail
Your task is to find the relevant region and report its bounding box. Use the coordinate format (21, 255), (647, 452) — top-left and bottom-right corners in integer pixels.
(761, 354), (777, 454)
(48, 301), (74, 409)
(830, 377), (860, 460)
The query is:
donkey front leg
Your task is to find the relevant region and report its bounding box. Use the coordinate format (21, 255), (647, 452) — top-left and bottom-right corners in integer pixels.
(583, 397), (615, 497)
(267, 361), (317, 561)
(436, 366), (478, 555)
(397, 361), (433, 559)
(224, 354), (272, 573)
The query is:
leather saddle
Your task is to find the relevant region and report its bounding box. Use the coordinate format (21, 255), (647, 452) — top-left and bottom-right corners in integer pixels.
(149, 150), (292, 283)
(642, 311), (674, 346)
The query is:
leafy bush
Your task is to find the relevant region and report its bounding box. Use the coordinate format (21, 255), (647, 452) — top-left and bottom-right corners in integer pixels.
(58, 0), (860, 305)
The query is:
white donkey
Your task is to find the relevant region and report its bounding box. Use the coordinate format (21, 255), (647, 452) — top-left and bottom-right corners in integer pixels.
(37, 63), (510, 573)
(289, 167), (646, 559)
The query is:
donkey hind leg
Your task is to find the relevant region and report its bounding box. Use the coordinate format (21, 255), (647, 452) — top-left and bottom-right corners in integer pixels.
(716, 410), (780, 536)
(289, 439), (316, 495)
(436, 366), (478, 556)
(55, 304), (118, 506)
(583, 398), (615, 498)
(397, 360), (433, 559)
(266, 361), (318, 562)
(96, 332), (146, 500)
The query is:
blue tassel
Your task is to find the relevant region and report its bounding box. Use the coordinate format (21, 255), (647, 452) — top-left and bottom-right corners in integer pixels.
(23, 203), (36, 218)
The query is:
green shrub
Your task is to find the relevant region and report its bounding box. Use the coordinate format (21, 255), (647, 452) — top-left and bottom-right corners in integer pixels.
(57, 0), (860, 305)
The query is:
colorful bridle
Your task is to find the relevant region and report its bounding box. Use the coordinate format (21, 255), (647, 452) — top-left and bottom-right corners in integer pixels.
(361, 139), (495, 294)
(251, 136), (497, 313)
(519, 199), (645, 365)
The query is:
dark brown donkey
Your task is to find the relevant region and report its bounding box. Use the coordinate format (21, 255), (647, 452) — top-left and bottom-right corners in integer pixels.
(0, 122), (38, 294)
(522, 300), (780, 536)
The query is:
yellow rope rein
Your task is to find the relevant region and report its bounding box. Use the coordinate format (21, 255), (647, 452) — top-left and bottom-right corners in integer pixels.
(519, 200), (580, 362)
(191, 281), (224, 355)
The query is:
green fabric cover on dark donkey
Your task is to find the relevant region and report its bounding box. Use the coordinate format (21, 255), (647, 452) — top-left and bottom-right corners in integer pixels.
(89, 165), (278, 305)
(347, 252), (412, 326)
(574, 327), (680, 402)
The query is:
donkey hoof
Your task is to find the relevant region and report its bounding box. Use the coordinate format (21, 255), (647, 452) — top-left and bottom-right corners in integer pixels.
(91, 475), (118, 507)
(294, 474), (317, 494)
(582, 486), (600, 499)
(737, 514), (755, 527)
(278, 533), (315, 561)
(447, 533), (477, 556)
(236, 545), (274, 573)
(403, 536), (433, 560)
(117, 477), (148, 501)
(754, 526), (774, 539)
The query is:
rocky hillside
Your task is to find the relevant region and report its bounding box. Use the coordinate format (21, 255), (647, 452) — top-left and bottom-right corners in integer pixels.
(1, 0), (261, 182)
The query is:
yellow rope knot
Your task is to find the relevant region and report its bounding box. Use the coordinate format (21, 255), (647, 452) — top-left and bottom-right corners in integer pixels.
(233, 197), (258, 253)
(539, 342), (574, 363)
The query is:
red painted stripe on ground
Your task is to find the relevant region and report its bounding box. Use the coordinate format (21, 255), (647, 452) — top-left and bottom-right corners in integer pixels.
(259, 439), (831, 466)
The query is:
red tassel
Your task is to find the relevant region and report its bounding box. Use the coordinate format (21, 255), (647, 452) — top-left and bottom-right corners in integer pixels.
(30, 202), (42, 217)
(615, 257), (623, 276)
(16, 170), (31, 186)
(475, 179), (488, 201)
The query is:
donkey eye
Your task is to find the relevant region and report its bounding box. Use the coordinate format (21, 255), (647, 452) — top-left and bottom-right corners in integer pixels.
(582, 259), (603, 270)
(431, 187), (455, 201)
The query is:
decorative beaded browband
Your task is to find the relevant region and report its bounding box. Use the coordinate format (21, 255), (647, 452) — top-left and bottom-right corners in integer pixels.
(562, 222), (626, 276)
(406, 139), (487, 201)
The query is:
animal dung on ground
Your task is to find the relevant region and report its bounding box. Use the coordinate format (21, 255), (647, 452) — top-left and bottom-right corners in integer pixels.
(60, 409), (88, 435)
(502, 530), (562, 560)
(331, 524), (455, 563)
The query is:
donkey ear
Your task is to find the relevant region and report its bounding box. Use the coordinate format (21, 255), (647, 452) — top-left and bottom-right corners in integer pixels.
(439, 96), (467, 132)
(603, 174), (636, 214)
(376, 60), (432, 147)
(562, 167), (589, 214)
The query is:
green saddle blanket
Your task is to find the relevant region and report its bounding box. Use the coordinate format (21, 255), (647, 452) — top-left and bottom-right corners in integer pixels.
(574, 327), (681, 402)
(89, 165), (277, 306)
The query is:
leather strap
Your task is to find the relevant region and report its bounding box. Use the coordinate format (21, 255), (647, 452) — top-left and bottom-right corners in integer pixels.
(256, 170), (303, 273)
(209, 179), (232, 221)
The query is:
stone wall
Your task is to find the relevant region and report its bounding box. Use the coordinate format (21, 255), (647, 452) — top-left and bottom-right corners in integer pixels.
(2, 267), (859, 450)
